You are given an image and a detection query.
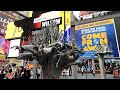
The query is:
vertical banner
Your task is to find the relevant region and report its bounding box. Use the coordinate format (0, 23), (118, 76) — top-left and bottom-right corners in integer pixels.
(61, 11), (71, 43)
(75, 19), (120, 58)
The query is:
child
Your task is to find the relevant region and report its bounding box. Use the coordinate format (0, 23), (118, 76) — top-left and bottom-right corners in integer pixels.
(92, 68), (95, 77)
(81, 66), (84, 75)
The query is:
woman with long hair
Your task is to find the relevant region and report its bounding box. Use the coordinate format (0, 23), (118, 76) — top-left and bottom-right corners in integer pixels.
(5, 69), (15, 79)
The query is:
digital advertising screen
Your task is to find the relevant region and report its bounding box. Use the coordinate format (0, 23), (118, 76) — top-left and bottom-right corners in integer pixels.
(0, 11), (21, 55)
(33, 11), (71, 43)
(8, 39), (21, 57)
(72, 11), (110, 21)
(0, 54), (6, 61)
(75, 19), (120, 59)
(0, 36), (10, 54)
(0, 11), (20, 36)
(5, 22), (23, 39)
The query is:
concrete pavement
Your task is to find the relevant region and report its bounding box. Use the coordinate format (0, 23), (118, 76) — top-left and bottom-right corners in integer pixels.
(59, 73), (120, 79)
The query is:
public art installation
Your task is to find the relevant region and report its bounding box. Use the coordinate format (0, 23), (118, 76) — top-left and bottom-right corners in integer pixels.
(10, 17), (84, 79)
(11, 42), (84, 79)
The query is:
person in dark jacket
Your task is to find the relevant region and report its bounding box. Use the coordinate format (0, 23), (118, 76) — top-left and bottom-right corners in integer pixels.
(26, 67), (31, 79)
(19, 66), (25, 79)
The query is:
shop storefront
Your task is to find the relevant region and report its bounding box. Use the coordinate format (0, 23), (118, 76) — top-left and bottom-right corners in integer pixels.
(8, 58), (24, 66)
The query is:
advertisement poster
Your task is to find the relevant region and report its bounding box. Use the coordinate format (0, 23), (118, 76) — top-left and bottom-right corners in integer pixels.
(33, 11), (71, 43)
(8, 39), (20, 57)
(0, 36), (10, 54)
(0, 54), (6, 62)
(5, 11), (32, 39)
(0, 11), (20, 36)
(5, 22), (23, 39)
(33, 11), (63, 31)
(72, 11), (98, 21)
(0, 11), (21, 54)
(33, 11), (71, 32)
(9, 59), (24, 66)
(17, 11), (33, 17)
(75, 19), (120, 58)
(72, 11), (110, 21)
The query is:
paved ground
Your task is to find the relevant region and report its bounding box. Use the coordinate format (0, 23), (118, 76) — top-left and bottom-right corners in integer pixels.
(59, 73), (120, 79)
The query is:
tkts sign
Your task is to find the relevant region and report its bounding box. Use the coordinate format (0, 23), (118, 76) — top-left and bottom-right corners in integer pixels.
(34, 17), (62, 28)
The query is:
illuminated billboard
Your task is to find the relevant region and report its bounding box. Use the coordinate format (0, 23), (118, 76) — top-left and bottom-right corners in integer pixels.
(72, 11), (110, 21)
(75, 19), (120, 58)
(5, 22), (23, 39)
(0, 36), (10, 54)
(0, 54), (6, 61)
(34, 11), (65, 31)
(0, 11), (20, 36)
(33, 11), (71, 43)
(0, 11), (22, 54)
(17, 11), (33, 17)
(8, 39), (21, 57)
(9, 58), (24, 66)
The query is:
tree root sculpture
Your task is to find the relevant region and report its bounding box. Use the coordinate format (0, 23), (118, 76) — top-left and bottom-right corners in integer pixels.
(11, 42), (84, 79)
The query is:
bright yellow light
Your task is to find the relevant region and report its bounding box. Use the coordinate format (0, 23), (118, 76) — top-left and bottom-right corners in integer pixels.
(5, 22), (23, 39)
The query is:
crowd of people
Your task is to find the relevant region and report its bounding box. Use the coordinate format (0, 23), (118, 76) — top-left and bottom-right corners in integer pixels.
(1, 60), (120, 79)
(77, 60), (120, 76)
(77, 61), (96, 76)
(0, 64), (42, 79)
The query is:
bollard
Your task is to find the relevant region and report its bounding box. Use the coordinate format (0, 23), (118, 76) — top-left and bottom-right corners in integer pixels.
(32, 59), (38, 79)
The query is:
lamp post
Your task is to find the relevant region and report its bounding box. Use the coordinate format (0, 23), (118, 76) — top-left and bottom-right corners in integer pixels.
(71, 25), (78, 79)
(32, 57), (38, 79)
